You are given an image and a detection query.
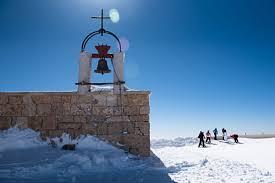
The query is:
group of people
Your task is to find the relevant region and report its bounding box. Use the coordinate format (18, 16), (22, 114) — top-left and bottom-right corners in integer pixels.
(198, 128), (239, 148)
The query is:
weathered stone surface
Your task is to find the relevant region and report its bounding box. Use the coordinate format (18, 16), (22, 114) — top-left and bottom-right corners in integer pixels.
(32, 95), (52, 104)
(0, 95), (8, 104)
(52, 95), (62, 103)
(51, 103), (63, 115)
(28, 116), (43, 131)
(127, 94), (149, 106)
(8, 96), (23, 104)
(82, 123), (97, 135)
(0, 117), (11, 129)
(61, 96), (71, 103)
(92, 107), (113, 116)
(106, 116), (130, 122)
(62, 103), (71, 115)
(93, 95), (107, 106)
(22, 104), (36, 116)
(123, 106), (140, 115)
(96, 122), (108, 135)
(71, 104), (92, 115)
(113, 107), (122, 115)
(11, 116), (28, 128)
(3, 104), (23, 116)
(134, 122), (150, 136)
(129, 115), (149, 122)
(58, 122), (82, 130)
(56, 115), (74, 123)
(37, 104), (51, 116)
(140, 106), (150, 115)
(42, 116), (56, 130)
(73, 116), (86, 123)
(106, 95), (117, 106)
(107, 121), (135, 135)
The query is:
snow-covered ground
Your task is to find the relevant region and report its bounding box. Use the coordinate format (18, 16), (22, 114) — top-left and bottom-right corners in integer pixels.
(0, 128), (274, 183)
(152, 137), (275, 183)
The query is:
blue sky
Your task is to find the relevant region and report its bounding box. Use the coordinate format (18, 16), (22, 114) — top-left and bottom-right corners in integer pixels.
(0, 0), (274, 138)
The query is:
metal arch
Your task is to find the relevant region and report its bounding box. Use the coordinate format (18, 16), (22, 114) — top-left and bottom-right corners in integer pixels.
(81, 29), (122, 52)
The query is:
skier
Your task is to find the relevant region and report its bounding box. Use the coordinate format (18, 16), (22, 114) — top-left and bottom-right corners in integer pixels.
(230, 134), (239, 143)
(198, 131), (206, 148)
(213, 128), (218, 140)
(206, 130), (211, 144)
(222, 128), (227, 141)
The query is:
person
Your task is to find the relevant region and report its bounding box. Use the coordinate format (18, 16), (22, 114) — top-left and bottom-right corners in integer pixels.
(213, 128), (218, 140)
(230, 134), (239, 143)
(198, 131), (206, 148)
(206, 130), (211, 144)
(222, 128), (227, 140)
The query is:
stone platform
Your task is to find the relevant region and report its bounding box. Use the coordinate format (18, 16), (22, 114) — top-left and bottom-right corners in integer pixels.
(0, 91), (150, 156)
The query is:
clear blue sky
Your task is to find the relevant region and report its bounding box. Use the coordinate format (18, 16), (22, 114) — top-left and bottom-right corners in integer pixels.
(0, 0), (274, 138)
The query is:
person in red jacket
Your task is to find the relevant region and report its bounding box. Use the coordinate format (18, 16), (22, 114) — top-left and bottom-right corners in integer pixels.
(230, 134), (239, 143)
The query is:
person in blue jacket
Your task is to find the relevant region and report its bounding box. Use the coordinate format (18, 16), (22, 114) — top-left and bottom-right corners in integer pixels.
(213, 128), (218, 140)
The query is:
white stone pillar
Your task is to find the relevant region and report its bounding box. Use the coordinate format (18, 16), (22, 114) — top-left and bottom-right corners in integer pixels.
(77, 51), (91, 94)
(112, 52), (125, 94)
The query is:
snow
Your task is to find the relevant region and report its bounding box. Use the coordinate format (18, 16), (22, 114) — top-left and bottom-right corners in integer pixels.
(0, 128), (275, 182)
(152, 137), (275, 183)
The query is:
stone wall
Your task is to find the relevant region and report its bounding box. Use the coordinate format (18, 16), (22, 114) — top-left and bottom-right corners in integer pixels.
(0, 91), (150, 156)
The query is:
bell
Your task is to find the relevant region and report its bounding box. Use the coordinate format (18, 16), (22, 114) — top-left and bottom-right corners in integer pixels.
(94, 58), (111, 74)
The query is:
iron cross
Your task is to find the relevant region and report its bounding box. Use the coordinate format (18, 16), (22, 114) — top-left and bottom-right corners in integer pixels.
(91, 9), (110, 35)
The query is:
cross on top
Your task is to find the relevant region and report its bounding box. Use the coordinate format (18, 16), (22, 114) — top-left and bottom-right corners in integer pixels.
(91, 9), (110, 35)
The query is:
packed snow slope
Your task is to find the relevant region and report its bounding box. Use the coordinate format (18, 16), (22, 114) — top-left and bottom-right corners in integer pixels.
(151, 137), (275, 183)
(0, 128), (274, 183)
(0, 128), (173, 183)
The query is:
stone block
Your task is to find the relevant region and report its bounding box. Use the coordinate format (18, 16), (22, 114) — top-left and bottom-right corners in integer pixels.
(22, 95), (34, 104)
(106, 95), (117, 106)
(123, 106), (140, 115)
(73, 116), (86, 123)
(0, 117), (11, 129)
(127, 94), (149, 106)
(92, 107), (113, 116)
(0, 95), (8, 104)
(3, 104), (23, 116)
(48, 130), (64, 138)
(96, 122), (108, 135)
(129, 115), (149, 122)
(86, 115), (106, 123)
(134, 122), (150, 136)
(28, 116), (43, 131)
(42, 116), (57, 130)
(51, 103), (63, 115)
(93, 95), (107, 106)
(61, 95), (71, 103)
(52, 95), (62, 103)
(106, 116), (130, 122)
(71, 104), (92, 115)
(22, 104), (36, 116)
(8, 95), (23, 104)
(113, 107), (122, 116)
(37, 104), (51, 116)
(107, 121), (135, 135)
(117, 95), (128, 106)
(32, 95), (52, 104)
(82, 123), (97, 135)
(11, 117), (28, 128)
(58, 122), (82, 130)
(56, 115), (74, 123)
(62, 103), (71, 115)
(140, 106), (150, 115)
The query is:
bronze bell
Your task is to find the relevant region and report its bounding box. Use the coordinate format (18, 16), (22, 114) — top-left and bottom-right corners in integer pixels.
(94, 58), (111, 74)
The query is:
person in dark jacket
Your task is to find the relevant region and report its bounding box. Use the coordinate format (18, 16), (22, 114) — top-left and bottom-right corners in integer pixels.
(230, 134), (239, 143)
(198, 131), (206, 148)
(213, 128), (218, 140)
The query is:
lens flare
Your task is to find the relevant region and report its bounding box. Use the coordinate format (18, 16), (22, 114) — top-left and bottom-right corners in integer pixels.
(109, 9), (120, 23)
